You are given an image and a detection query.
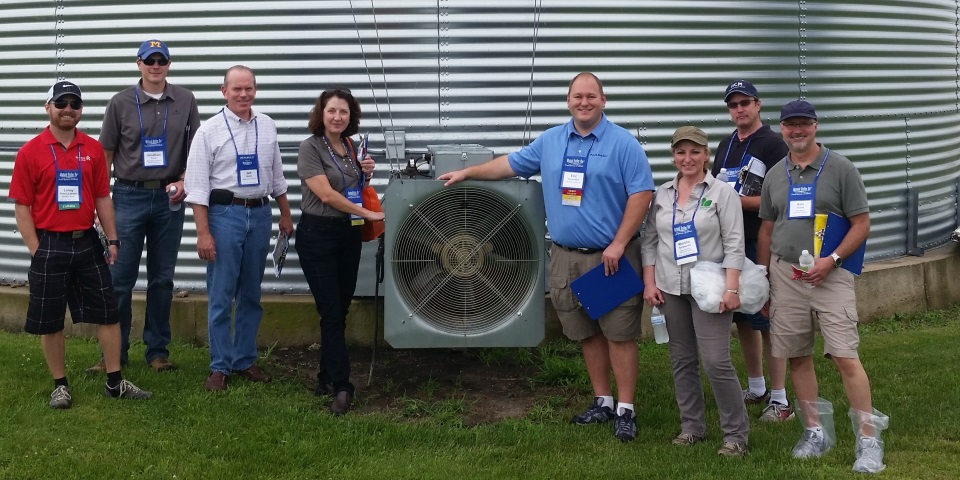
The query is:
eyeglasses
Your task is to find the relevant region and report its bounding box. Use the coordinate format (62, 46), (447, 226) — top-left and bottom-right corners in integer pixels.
(726, 98), (756, 109)
(323, 87), (352, 96)
(52, 99), (83, 110)
(781, 120), (817, 129)
(141, 57), (170, 66)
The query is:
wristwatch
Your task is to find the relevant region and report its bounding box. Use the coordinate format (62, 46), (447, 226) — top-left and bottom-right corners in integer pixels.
(829, 252), (842, 268)
(108, 239), (121, 247)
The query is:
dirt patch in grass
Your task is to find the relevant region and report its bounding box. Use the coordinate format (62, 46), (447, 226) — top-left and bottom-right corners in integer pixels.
(267, 345), (577, 426)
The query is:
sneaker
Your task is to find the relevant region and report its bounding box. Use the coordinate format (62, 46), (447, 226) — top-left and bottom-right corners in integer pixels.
(718, 441), (748, 458)
(85, 359), (106, 375)
(104, 379), (152, 400)
(760, 401), (795, 422)
(742, 388), (770, 405)
(853, 437), (886, 473)
(570, 398), (615, 425)
(49, 385), (72, 409)
(792, 429), (831, 459)
(672, 432), (707, 446)
(149, 356), (177, 372)
(613, 409), (637, 442)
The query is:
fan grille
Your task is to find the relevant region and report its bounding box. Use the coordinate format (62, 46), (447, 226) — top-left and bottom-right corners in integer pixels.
(392, 186), (539, 335)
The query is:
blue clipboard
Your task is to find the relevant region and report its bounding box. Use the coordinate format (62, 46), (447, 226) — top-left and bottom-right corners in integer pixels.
(820, 211), (866, 275)
(570, 256), (644, 321)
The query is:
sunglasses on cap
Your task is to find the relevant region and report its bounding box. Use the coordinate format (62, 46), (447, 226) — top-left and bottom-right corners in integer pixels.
(726, 98), (756, 109)
(52, 99), (83, 110)
(141, 57), (170, 66)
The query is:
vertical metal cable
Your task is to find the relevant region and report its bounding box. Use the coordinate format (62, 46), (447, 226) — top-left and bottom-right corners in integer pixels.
(521, 0), (543, 146)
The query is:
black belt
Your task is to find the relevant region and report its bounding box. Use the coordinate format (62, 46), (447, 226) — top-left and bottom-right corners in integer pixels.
(231, 197), (269, 208)
(37, 228), (92, 239)
(115, 177), (180, 190)
(299, 213), (353, 227)
(553, 242), (602, 255)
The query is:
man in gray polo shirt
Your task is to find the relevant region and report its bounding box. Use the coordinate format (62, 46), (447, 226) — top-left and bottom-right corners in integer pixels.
(90, 39), (200, 373)
(757, 100), (887, 473)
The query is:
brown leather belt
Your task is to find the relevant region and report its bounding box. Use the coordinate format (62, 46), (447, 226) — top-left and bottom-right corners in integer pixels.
(231, 197), (269, 208)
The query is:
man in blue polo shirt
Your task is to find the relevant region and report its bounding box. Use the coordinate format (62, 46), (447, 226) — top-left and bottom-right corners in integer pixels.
(439, 72), (654, 442)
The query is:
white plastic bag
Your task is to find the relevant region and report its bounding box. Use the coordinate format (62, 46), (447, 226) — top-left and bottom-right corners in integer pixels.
(689, 258), (769, 314)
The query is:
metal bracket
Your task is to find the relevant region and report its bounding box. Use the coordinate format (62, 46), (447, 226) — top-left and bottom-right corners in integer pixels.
(906, 187), (924, 256)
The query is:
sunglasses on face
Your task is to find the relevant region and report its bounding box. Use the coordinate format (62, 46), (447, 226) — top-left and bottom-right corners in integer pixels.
(781, 120), (817, 129)
(141, 57), (170, 66)
(726, 98), (755, 109)
(52, 99), (83, 110)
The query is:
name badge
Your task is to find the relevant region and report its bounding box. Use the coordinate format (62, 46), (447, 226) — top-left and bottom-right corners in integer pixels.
(345, 188), (365, 226)
(725, 166), (742, 191)
(560, 155), (588, 208)
(237, 153), (261, 187)
(673, 221), (699, 265)
(141, 136), (167, 168)
(788, 184), (815, 219)
(56, 170), (81, 210)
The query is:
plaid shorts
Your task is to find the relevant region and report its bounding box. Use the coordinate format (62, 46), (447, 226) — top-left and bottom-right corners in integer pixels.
(24, 229), (118, 335)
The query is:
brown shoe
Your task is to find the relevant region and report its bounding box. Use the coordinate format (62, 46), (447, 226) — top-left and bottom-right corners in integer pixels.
(205, 372), (228, 391)
(232, 365), (271, 383)
(149, 357), (177, 372)
(330, 390), (352, 416)
(85, 359), (106, 375)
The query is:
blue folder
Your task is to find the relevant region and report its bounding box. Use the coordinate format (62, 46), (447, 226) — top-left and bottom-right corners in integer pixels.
(820, 211), (866, 275)
(570, 256), (644, 321)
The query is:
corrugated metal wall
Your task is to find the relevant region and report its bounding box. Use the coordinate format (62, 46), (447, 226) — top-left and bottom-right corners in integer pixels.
(1, 0), (958, 294)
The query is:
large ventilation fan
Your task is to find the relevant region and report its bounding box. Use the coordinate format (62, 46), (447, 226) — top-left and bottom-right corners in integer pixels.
(383, 179), (545, 348)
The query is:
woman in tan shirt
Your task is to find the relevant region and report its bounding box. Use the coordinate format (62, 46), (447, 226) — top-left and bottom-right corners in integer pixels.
(640, 126), (749, 457)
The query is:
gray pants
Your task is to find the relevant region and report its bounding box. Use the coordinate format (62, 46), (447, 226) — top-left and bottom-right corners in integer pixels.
(661, 293), (749, 444)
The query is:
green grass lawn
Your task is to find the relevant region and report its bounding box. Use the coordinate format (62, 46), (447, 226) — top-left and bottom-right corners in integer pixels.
(2, 306), (959, 480)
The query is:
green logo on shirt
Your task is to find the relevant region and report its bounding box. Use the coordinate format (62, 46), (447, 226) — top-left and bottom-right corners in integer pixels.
(700, 198), (713, 209)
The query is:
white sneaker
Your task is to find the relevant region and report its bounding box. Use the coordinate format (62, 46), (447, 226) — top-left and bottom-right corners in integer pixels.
(792, 429), (831, 459)
(49, 385), (72, 409)
(853, 436), (886, 473)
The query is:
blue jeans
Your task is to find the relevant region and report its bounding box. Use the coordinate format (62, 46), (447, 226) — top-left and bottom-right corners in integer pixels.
(206, 202), (272, 374)
(110, 182), (184, 365)
(295, 214), (362, 394)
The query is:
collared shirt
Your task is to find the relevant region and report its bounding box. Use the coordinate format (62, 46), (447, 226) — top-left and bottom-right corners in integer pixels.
(759, 144), (869, 263)
(711, 124), (788, 239)
(183, 107), (288, 206)
(507, 114), (655, 248)
(8, 127), (110, 231)
(297, 134), (362, 218)
(640, 172), (744, 295)
(99, 82), (200, 181)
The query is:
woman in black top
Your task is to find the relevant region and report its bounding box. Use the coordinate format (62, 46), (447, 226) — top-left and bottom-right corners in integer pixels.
(295, 88), (382, 415)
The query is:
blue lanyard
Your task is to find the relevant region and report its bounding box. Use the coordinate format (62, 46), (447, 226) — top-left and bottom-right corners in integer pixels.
(322, 135), (362, 189)
(561, 134), (596, 160)
(49, 143), (82, 173)
(221, 109), (258, 157)
(672, 181), (708, 226)
(785, 147), (830, 189)
(721, 131), (754, 170)
(134, 89), (168, 140)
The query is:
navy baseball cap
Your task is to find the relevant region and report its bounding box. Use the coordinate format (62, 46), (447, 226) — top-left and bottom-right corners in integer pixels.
(46, 81), (82, 102)
(138, 39), (170, 60)
(780, 100), (818, 121)
(724, 80), (759, 101)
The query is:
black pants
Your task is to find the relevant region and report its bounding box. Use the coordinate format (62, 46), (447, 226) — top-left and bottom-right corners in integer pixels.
(295, 214), (362, 394)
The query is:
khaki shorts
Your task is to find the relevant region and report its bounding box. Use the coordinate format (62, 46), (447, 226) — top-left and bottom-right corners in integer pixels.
(768, 253), (860, 359)
(548, 239), (642, 342)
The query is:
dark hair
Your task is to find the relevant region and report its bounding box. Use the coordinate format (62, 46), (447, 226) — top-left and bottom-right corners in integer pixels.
(307, 88), (361, 138)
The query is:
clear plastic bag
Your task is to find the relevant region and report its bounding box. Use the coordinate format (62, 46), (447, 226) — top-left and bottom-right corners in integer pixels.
(793, 397), (837, 457)
(689, 258), (769, 314)
(850, 408), (889, 473)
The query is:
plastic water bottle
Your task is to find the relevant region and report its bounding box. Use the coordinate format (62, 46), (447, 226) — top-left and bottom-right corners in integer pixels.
(717, 168), (728, 183)
(651, 306), (669, 344)
(799, 249), (815, 288)
(168, 185), (181, 212)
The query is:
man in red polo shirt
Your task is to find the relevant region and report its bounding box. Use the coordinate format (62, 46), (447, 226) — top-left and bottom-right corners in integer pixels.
(8, 81), (152, 409)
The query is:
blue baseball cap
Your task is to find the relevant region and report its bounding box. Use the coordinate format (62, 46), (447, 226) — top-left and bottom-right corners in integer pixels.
(780, 100), (818, 122)
(724, 80), (759, 101)
(137, 39), (170, 60)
